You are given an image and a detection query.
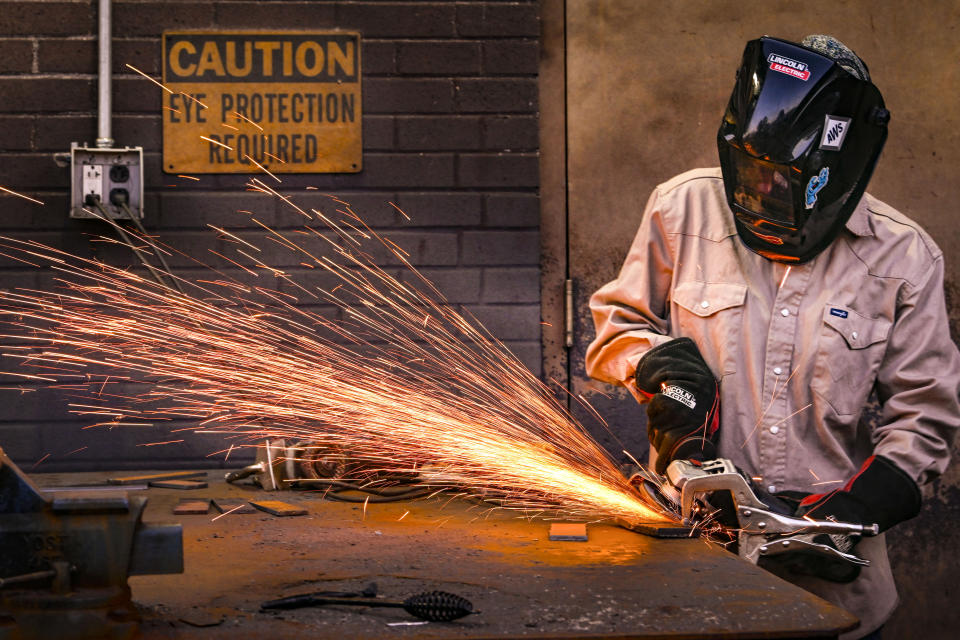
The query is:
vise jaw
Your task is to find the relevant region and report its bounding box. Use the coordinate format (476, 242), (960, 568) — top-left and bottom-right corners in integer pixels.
(0, 447), (183, 640)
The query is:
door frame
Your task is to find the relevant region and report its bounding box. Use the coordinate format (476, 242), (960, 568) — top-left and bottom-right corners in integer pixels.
(538, 0), (569, 396)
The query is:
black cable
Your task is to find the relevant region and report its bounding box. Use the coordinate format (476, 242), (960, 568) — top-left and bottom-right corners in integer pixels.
(295, 478), (433, 502)
(296, 478), (427, 497)
(319, 488), (434, 503)
(91, 200), (174, 291)
(120, 202), (185, 294)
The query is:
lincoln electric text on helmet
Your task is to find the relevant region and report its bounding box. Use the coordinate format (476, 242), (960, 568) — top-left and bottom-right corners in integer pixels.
(717, 36), (890, 263)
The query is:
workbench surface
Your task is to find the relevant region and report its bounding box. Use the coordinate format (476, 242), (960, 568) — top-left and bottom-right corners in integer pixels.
(31, 469), (858, 639)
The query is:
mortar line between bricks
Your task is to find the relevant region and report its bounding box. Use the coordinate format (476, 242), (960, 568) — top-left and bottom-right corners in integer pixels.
(383, 74), (538, 78)
(30, 38), (39, 74)
(0, 73), (95, 80)
(34, 35), (97, 41)
(28, 114), (38, 151)
(391, 38), (488, 43)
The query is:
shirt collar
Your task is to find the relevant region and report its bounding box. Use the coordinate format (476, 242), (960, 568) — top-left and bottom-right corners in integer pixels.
(844, 197), (875, 237)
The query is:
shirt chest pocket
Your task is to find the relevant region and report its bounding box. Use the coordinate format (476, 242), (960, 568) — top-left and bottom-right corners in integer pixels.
(811, 305), (892, 416)
(671, 281), (747, 377)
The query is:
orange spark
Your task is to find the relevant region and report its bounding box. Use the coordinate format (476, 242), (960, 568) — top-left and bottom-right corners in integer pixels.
(0, 194), (674, 526)
(389, 201), (411, 221)
(230, 111), (263, 131)
(125, 63), (173, 94)
(208, 225), (261, 252)
(211, 505), (245, 521)
(243, 154), (281, 183)
(200, 136), (233, 151)
(136, 439), (184, 447)
(741, 366), (802, 448)
(779, 266), (793, 290)
(0, 186), (44, 205)
(180, 92), (208, 109)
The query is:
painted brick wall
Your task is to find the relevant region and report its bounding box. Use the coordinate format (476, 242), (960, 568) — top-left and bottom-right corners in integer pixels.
(0, 1), (541, 471)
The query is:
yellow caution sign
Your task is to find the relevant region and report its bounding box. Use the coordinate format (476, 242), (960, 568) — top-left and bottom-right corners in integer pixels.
(162, 31), (362, 174)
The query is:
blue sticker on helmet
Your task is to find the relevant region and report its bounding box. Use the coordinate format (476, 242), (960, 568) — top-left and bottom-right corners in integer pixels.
(805, 167), (829, 209)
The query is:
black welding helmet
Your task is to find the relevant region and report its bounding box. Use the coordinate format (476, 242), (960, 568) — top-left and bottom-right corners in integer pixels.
(718, 35), (889, 263)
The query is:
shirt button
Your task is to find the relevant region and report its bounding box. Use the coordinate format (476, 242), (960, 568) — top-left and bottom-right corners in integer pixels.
(773, 367), (782, 375)
(700, 300), (709, 309)
(852, 331), (858, 340)
(770, 425), (780, 434)
(780, 308), (790, 317)
(768, 484), (777, 493)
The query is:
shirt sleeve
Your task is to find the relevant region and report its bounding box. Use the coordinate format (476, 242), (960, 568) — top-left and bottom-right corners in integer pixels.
(873, 255), (960, 486)
(584, 186), (676, 398)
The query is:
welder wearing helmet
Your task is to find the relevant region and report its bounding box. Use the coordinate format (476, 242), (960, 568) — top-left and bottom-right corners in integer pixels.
(585, 35), (960, 639)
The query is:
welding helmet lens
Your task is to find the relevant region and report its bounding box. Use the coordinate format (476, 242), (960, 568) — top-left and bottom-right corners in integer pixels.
(718, 36), (889, 263)
(729, 151), (796, 229)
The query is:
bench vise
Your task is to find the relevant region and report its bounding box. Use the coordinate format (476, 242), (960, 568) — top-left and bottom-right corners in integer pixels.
(0, 447), (183, 640)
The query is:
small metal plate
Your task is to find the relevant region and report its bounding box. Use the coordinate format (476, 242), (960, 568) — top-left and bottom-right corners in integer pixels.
(548, 522), (588, 541)
(108, 471), (206, 486)
(250, 500), (307, 517)
(212, 498), (256, 514)
(174, 499), (211, 515)
(149, 479), (208, 490)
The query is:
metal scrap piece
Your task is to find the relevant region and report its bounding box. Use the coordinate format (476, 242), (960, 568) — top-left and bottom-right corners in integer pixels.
(250, 500), (308, 516)
(548, 523), (588, 541)
(211, 498), (256, 514)
(173, 499), (211, 515)
(150, 479), (208, 490)
(108, 470), (206, 485)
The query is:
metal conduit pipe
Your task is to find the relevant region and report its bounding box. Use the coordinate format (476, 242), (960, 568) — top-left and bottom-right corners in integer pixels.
(96, 0), (114, 148)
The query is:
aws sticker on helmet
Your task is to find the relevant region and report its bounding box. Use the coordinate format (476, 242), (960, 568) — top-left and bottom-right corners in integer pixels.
(820, 115), (852, 151)
(768, 53), (811, 80)
(805, 168), (829, 209)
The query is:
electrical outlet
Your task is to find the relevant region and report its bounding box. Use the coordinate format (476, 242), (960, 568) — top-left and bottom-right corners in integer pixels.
(82, 164), (103, 206)
(69, 144), (144, 219)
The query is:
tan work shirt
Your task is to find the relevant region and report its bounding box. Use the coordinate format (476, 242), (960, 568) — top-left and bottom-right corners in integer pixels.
(586, 168), (960, 638)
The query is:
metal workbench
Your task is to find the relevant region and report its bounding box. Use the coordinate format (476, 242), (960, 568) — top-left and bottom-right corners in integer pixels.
(29, 470), (859, 639)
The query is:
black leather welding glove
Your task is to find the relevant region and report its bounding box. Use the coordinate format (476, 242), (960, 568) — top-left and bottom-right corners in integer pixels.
(795, 455), (921, 533)
(761, 456), (920, 583)
(634, 338), (720, 475)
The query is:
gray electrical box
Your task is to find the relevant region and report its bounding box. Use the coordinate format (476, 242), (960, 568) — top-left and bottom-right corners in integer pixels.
(69, 143), (144, 219)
